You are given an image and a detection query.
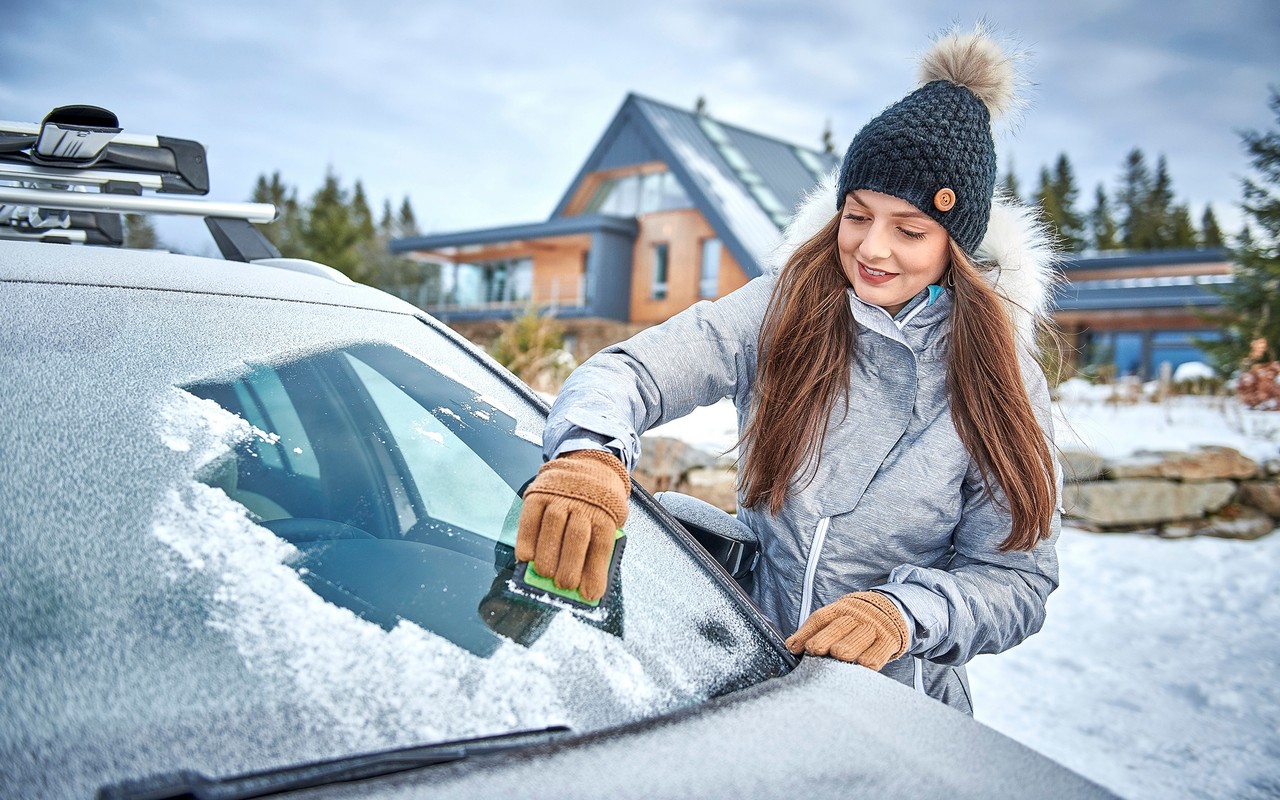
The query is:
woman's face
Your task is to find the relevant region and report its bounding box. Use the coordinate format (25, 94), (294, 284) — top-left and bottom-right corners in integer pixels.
(837, 190), (951, 317)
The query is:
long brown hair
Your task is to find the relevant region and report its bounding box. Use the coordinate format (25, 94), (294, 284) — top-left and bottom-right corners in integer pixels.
(738, 215), (1056, 552)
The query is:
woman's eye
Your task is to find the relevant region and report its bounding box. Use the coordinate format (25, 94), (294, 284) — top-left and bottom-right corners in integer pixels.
(843, 213), (868, 222)
(898, 228), (926, 240)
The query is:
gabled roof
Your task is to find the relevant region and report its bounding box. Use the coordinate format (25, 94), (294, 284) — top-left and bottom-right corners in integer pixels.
(551, 93), (839, 278)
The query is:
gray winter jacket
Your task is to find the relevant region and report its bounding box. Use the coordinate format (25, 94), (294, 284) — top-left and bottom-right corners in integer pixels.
(543, 181), (1063, 713)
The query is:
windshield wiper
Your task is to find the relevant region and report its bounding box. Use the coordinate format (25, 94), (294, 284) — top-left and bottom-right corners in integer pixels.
(97, 725), (572, 800)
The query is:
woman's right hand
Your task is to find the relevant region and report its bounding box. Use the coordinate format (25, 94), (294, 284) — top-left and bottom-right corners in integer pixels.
(516, 449), (631, 601)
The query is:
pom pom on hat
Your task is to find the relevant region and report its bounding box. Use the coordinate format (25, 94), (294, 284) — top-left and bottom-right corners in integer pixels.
(918, 21), (1020, 121)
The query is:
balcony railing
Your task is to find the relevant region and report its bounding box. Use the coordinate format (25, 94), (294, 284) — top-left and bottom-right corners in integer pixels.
(390, 276), (587, 314)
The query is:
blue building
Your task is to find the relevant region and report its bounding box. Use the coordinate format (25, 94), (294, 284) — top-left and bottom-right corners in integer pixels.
(1054, 248), (1230, 379)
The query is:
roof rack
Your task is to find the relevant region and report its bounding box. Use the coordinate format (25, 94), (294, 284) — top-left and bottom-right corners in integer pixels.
(0, 105), (280, 261)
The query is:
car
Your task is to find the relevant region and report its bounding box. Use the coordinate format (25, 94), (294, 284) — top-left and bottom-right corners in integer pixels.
(0, 108), (1113, 799)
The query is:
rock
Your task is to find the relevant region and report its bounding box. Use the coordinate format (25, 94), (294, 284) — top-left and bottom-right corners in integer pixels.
(678, 467), (739, 513)
(1157, 522), (1201, 539)
(1064, 479), (1237, 526)
(1236, 481), (1280, 516)
(1060, 449), (1106, 482)
(1107, 452), (1172, 479)
(1107, 446), (1258, 481)
(1206, 505), (1276, 540)
(634, 436), (718, 493)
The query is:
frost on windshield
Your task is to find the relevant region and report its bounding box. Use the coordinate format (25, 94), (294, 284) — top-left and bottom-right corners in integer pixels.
(151, 387), (776, 752)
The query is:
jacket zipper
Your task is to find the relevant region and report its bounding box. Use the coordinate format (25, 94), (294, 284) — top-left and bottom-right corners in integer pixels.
(798, 517), (831, 623)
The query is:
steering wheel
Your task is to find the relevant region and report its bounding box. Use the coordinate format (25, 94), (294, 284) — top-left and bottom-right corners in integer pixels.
(261, 518), (376, 543)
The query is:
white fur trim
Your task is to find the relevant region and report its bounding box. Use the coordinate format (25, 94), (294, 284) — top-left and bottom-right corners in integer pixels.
(768, 171), (1060, 351)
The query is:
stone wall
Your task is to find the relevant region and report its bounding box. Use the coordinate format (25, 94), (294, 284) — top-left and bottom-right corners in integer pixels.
(1062, 446), (1277, 540)
(635, 438), (1279, 541)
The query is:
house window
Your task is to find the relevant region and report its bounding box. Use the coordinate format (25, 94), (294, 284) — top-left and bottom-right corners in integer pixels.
(698, 238), (722, 299)
(651, 243), (669, 300)
(447, 257), (533, 308)
(584, 170), (691, 216)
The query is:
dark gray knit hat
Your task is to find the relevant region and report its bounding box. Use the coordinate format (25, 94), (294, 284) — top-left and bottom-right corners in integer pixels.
(837, 25), (1019, 254)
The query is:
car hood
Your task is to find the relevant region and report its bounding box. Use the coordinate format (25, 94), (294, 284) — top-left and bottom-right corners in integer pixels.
(303, 657), (1114, 799)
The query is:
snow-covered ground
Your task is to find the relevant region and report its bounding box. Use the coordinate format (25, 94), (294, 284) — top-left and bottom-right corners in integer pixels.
(647, 391), (1280, 800)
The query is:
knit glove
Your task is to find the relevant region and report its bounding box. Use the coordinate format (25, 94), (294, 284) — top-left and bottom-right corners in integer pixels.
(516, 449), (630, 601)
(784, 591), (910, 671)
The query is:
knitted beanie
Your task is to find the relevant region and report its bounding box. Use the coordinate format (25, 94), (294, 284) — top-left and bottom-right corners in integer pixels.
(836, 25), (1020, 254)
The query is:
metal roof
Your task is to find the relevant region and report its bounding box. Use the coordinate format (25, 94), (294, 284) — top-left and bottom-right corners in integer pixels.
(1053, 280), (1227, 311)
(388, 214), (637, 254)
(1060, 247), (1229, 272)
(549, 93), (838, 278)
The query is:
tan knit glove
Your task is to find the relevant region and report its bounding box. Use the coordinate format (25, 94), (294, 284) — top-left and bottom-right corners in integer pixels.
(784, 591), (910, 671)
(516, 449), (630, 601)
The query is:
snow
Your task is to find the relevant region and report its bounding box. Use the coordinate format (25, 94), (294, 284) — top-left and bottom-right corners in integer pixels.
(1173, 361), (1217, 382)
(646, 393), (1280, 800)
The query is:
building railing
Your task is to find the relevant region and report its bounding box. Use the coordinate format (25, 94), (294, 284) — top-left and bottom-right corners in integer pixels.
(387, 275), (587, 314)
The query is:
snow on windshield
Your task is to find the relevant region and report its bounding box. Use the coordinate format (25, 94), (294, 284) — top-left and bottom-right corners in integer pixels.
(151, 387), (691, 748)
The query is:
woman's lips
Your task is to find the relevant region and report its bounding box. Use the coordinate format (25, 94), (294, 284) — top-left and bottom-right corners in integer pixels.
(858, 261), (897, 286)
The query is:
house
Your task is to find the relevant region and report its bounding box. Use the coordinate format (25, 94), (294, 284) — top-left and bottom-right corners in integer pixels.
(390, 92), (838, 358)
(1052, 247), (1231, 379)
(391, 91), (1231, 378)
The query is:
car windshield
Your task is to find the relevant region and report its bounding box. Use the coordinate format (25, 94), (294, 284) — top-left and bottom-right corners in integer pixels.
(0, 279), (789, 799)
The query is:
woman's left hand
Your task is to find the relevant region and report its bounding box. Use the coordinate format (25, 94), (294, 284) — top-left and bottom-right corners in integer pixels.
(785, 591), (910, 671)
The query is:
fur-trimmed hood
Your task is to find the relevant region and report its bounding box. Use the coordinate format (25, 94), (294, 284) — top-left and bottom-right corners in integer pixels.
(767, 170), (1061, 350)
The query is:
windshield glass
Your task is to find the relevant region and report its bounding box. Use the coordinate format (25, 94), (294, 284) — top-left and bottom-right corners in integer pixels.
(0, 281), (789, 799)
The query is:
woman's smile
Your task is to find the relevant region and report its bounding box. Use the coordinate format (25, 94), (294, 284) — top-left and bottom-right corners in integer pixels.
(857, 261), (898, 285)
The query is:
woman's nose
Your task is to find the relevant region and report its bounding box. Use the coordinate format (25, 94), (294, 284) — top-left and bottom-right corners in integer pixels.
(858, 222), (891, 261)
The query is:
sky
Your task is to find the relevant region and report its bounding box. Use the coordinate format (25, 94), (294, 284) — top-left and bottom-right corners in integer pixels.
(2, 0), (1278, 255)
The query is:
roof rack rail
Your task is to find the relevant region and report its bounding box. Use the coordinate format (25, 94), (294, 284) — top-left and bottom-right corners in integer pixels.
(0, 105), (280, 262)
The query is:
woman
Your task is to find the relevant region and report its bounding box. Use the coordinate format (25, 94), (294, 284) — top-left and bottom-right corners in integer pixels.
(516, 24), (1061, 713)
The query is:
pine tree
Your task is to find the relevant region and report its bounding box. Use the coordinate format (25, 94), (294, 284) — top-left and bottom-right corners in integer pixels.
(250, 172), (304, 256)
(396, 196), (420, 238)
(1200, 88), (1280, 372)
(1118, 148), (1153, 249)
(1147, 155), (1177, 248)
(1089, 184), (1120, 251)
(1033, 155), (1086, 251)
(998, 160), (1021, 203)
(1052, 154), (1086, 250)
(303, 168), (367, 282)
(351, 180), (376, 241)
(1170, 203), (1198, 249)
(123, 214), (159, 249)
(1201, 204), (1224, 248)
(379, 198), (394, 235)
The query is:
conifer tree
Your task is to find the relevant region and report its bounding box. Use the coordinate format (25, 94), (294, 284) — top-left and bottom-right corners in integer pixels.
(1201, 204), (1224, 248)
(379, 198), (394, 235)
(304, 168), (367, 282)
(1170, 203), (1198, 249)
(998, 160), (1021, 203)
(397, 196), (420, 238)
(250, 171), (304, 256)
(1118, 148), (1153, 249)
(1089, 184), (1120, 251)
(1148, 155), (1177, 247)
(1033, 154), (1085, 251)
(1200, 88), (1280, 372)
(351, 181), (376, 241)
